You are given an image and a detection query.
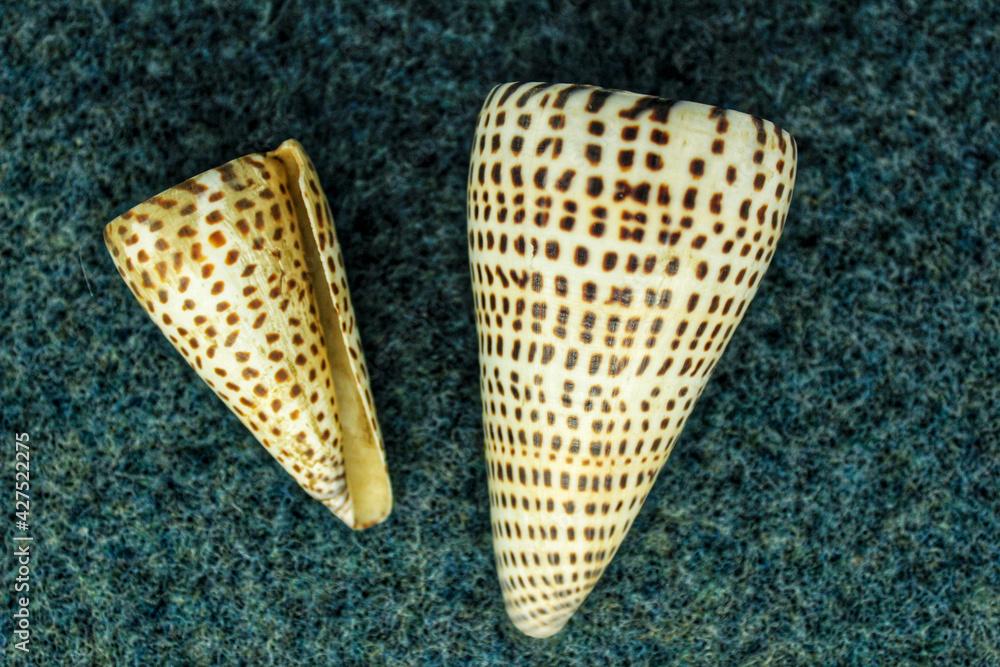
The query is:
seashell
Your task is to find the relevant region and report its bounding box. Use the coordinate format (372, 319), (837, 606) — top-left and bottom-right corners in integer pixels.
(468, 82), (797, 636)
(104, 140), (392, 530)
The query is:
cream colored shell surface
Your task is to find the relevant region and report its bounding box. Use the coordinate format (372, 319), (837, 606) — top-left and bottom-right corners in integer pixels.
(105, 140), (391, 530)
(467, 83), (797, 637)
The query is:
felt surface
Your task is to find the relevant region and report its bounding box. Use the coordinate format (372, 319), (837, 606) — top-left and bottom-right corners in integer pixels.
(1, 1), (997, 664)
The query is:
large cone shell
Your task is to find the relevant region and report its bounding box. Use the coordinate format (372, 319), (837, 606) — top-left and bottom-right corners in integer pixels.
(104, 140), (392, 530)
(468, 83), (797, 636)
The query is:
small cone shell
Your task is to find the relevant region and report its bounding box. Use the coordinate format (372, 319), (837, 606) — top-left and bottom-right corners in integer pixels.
(468, 83), (797, 636)
(104, 140), (392, 530)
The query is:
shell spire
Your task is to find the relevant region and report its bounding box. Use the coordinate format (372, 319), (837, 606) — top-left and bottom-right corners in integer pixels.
(467, 83), (797, 636)
(104, 139), (392, 530)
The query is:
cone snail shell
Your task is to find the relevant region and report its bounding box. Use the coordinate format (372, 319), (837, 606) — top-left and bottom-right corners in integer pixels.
(104, 140), (392, 530)
(467, 82), (797, 636)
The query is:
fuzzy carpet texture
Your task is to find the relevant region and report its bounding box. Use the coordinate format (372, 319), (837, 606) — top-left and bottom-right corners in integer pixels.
(1, 1), (997, 664)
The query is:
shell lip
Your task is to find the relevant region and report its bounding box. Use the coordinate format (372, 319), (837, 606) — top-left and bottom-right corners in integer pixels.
(268, 139), (394, 531)
(486, 81), (796, 148)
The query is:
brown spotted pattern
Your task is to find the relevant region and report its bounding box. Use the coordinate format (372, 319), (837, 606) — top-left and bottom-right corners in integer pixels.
(468, 83), (797, 636)
(105, 140), (392, 530)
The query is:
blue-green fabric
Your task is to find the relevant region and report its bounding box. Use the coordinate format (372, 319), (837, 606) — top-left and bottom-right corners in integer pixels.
(1, 1), (997, 664)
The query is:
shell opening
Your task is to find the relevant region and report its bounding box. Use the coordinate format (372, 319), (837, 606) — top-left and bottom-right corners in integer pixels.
(276, 143), (392, 530)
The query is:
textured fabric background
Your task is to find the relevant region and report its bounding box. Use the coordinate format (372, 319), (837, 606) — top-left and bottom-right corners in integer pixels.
(1, 1), (997, 664)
